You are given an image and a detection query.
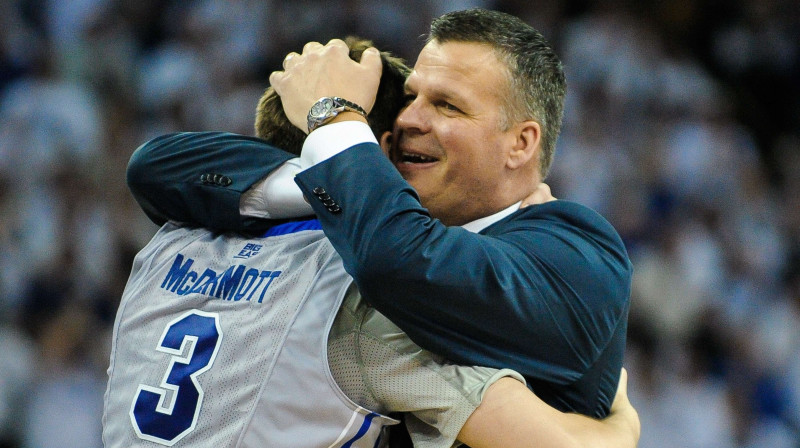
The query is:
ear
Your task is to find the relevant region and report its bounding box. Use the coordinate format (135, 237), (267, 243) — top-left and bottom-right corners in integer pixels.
(506, 120), (540, 170)
(379, 131), (393, 157)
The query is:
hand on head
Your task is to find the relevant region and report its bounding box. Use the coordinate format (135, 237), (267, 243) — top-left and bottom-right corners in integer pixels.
(269, 39), (383, 133)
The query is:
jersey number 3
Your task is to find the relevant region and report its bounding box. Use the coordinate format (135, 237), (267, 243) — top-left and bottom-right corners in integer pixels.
(130, 310), (223, 446)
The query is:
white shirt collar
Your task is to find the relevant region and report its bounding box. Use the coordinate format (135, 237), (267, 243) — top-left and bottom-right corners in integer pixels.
(461, 201), (522, 233)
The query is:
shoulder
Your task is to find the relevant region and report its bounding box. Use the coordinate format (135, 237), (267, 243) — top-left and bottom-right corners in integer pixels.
(130, 132), (286, 166)
(499, 200), (615, 231)
(490, 201), (626, 251)
(487, 200), (633, 285)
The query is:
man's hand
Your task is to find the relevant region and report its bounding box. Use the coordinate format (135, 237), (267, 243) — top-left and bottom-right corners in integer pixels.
(269, 39), (383, 133)
(520, 182), (556, 208)
(457, 368), (641, 448)
(609, 368), (641, 445)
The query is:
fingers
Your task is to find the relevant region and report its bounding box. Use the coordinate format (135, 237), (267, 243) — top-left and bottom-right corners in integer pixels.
(269, 38), (382, 122)
(275, 41), (323, 90)
(303, 41), (323, 53)
(282, 40), (346, 71)
(268, 70), (287, 98)
(282, 52), (299, 69)
(614, 367), (641, 443)
(519, 182), (555, 208)
(325, 38), (348, 50)
(360, 47), (383, 71)
(610, 368), (626, 412)
(617, 368), (628, 401)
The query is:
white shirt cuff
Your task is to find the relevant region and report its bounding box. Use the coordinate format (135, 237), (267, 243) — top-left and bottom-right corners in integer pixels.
(239, 158), (313, 219)
(300, 121), (378, 168)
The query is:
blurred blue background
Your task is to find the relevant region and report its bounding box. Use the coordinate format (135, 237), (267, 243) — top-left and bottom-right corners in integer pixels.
(0, 0), (798, 446)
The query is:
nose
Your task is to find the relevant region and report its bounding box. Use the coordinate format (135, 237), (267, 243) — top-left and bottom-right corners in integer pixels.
(396, 98), (430, 133)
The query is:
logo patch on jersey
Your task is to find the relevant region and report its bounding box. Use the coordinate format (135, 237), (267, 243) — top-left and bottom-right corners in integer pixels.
(234, 243), (262, 259)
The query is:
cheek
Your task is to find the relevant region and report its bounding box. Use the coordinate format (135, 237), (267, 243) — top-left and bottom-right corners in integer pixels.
(446, 133), (498, 170)
(434, 123), (503, 186)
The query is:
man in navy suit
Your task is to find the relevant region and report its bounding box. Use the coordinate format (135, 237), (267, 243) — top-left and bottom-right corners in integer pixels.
(130, 9), (632, 422)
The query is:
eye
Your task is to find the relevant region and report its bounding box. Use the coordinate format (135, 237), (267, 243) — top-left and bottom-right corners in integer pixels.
(441, 102), (462, 113)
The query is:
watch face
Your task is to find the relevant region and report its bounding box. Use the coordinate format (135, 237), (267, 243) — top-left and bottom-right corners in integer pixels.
(310, 97), (334, 118)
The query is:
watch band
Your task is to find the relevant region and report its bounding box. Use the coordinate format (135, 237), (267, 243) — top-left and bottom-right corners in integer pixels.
(333, 97), (367, 116)
(307, 97), (368, 133)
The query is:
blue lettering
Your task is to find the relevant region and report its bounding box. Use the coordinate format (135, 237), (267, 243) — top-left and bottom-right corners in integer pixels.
(244, 271), (270, 302)
(189, 269), (219, 296)
(214, 265), (245, 301)
(233, 268), (260, 302)
(160, 255), (280, 305)
(177, 270), (198, 295)
(161, 254), (194, 293)
(257, 271), (281, 303)
(205, 274), (220, 296)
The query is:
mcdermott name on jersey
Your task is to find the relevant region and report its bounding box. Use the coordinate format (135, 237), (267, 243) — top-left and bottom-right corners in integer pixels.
(160, 253), (282, 303)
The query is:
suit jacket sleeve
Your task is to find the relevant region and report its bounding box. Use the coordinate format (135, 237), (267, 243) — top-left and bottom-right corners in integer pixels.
(294, 143), (633, 416)
(127, 132), (295, 233)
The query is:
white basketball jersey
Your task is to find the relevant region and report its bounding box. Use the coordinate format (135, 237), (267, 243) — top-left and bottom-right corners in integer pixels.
(103, 220), (396, 447)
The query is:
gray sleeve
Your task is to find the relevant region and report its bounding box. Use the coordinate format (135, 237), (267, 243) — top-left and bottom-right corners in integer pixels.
(327, 286), (525, 448)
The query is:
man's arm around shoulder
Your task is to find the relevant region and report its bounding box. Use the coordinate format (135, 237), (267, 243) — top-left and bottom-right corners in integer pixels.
(127, 132), (295, 232)
(459, 369), (640, 448)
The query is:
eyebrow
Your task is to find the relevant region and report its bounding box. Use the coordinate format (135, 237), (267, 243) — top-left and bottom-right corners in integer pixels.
(404, 76), (465, 104)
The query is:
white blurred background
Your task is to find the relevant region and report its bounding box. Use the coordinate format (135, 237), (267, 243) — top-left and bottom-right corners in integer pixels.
(0, 1), (798, 446)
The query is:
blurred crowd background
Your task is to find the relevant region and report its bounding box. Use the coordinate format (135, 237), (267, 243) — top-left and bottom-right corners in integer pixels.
(0, 0), (798, 446)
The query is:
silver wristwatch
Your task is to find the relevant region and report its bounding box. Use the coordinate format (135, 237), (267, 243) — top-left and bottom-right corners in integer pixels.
(306, 97), (368, 133)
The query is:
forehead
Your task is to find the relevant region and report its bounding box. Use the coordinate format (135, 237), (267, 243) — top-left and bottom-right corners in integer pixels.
(406, 41), (508, 100)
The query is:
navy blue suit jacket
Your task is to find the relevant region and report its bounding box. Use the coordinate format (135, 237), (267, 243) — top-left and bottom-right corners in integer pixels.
(128, 132), (632, 417)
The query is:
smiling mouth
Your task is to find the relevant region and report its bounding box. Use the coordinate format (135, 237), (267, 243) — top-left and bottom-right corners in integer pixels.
(398, 151), (438, 164)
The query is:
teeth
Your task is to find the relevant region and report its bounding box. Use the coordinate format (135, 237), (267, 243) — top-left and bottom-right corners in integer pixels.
(401, 152), (436, 163)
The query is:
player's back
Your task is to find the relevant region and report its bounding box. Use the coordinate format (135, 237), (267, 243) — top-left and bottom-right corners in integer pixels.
(103, 220), (394, 447)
